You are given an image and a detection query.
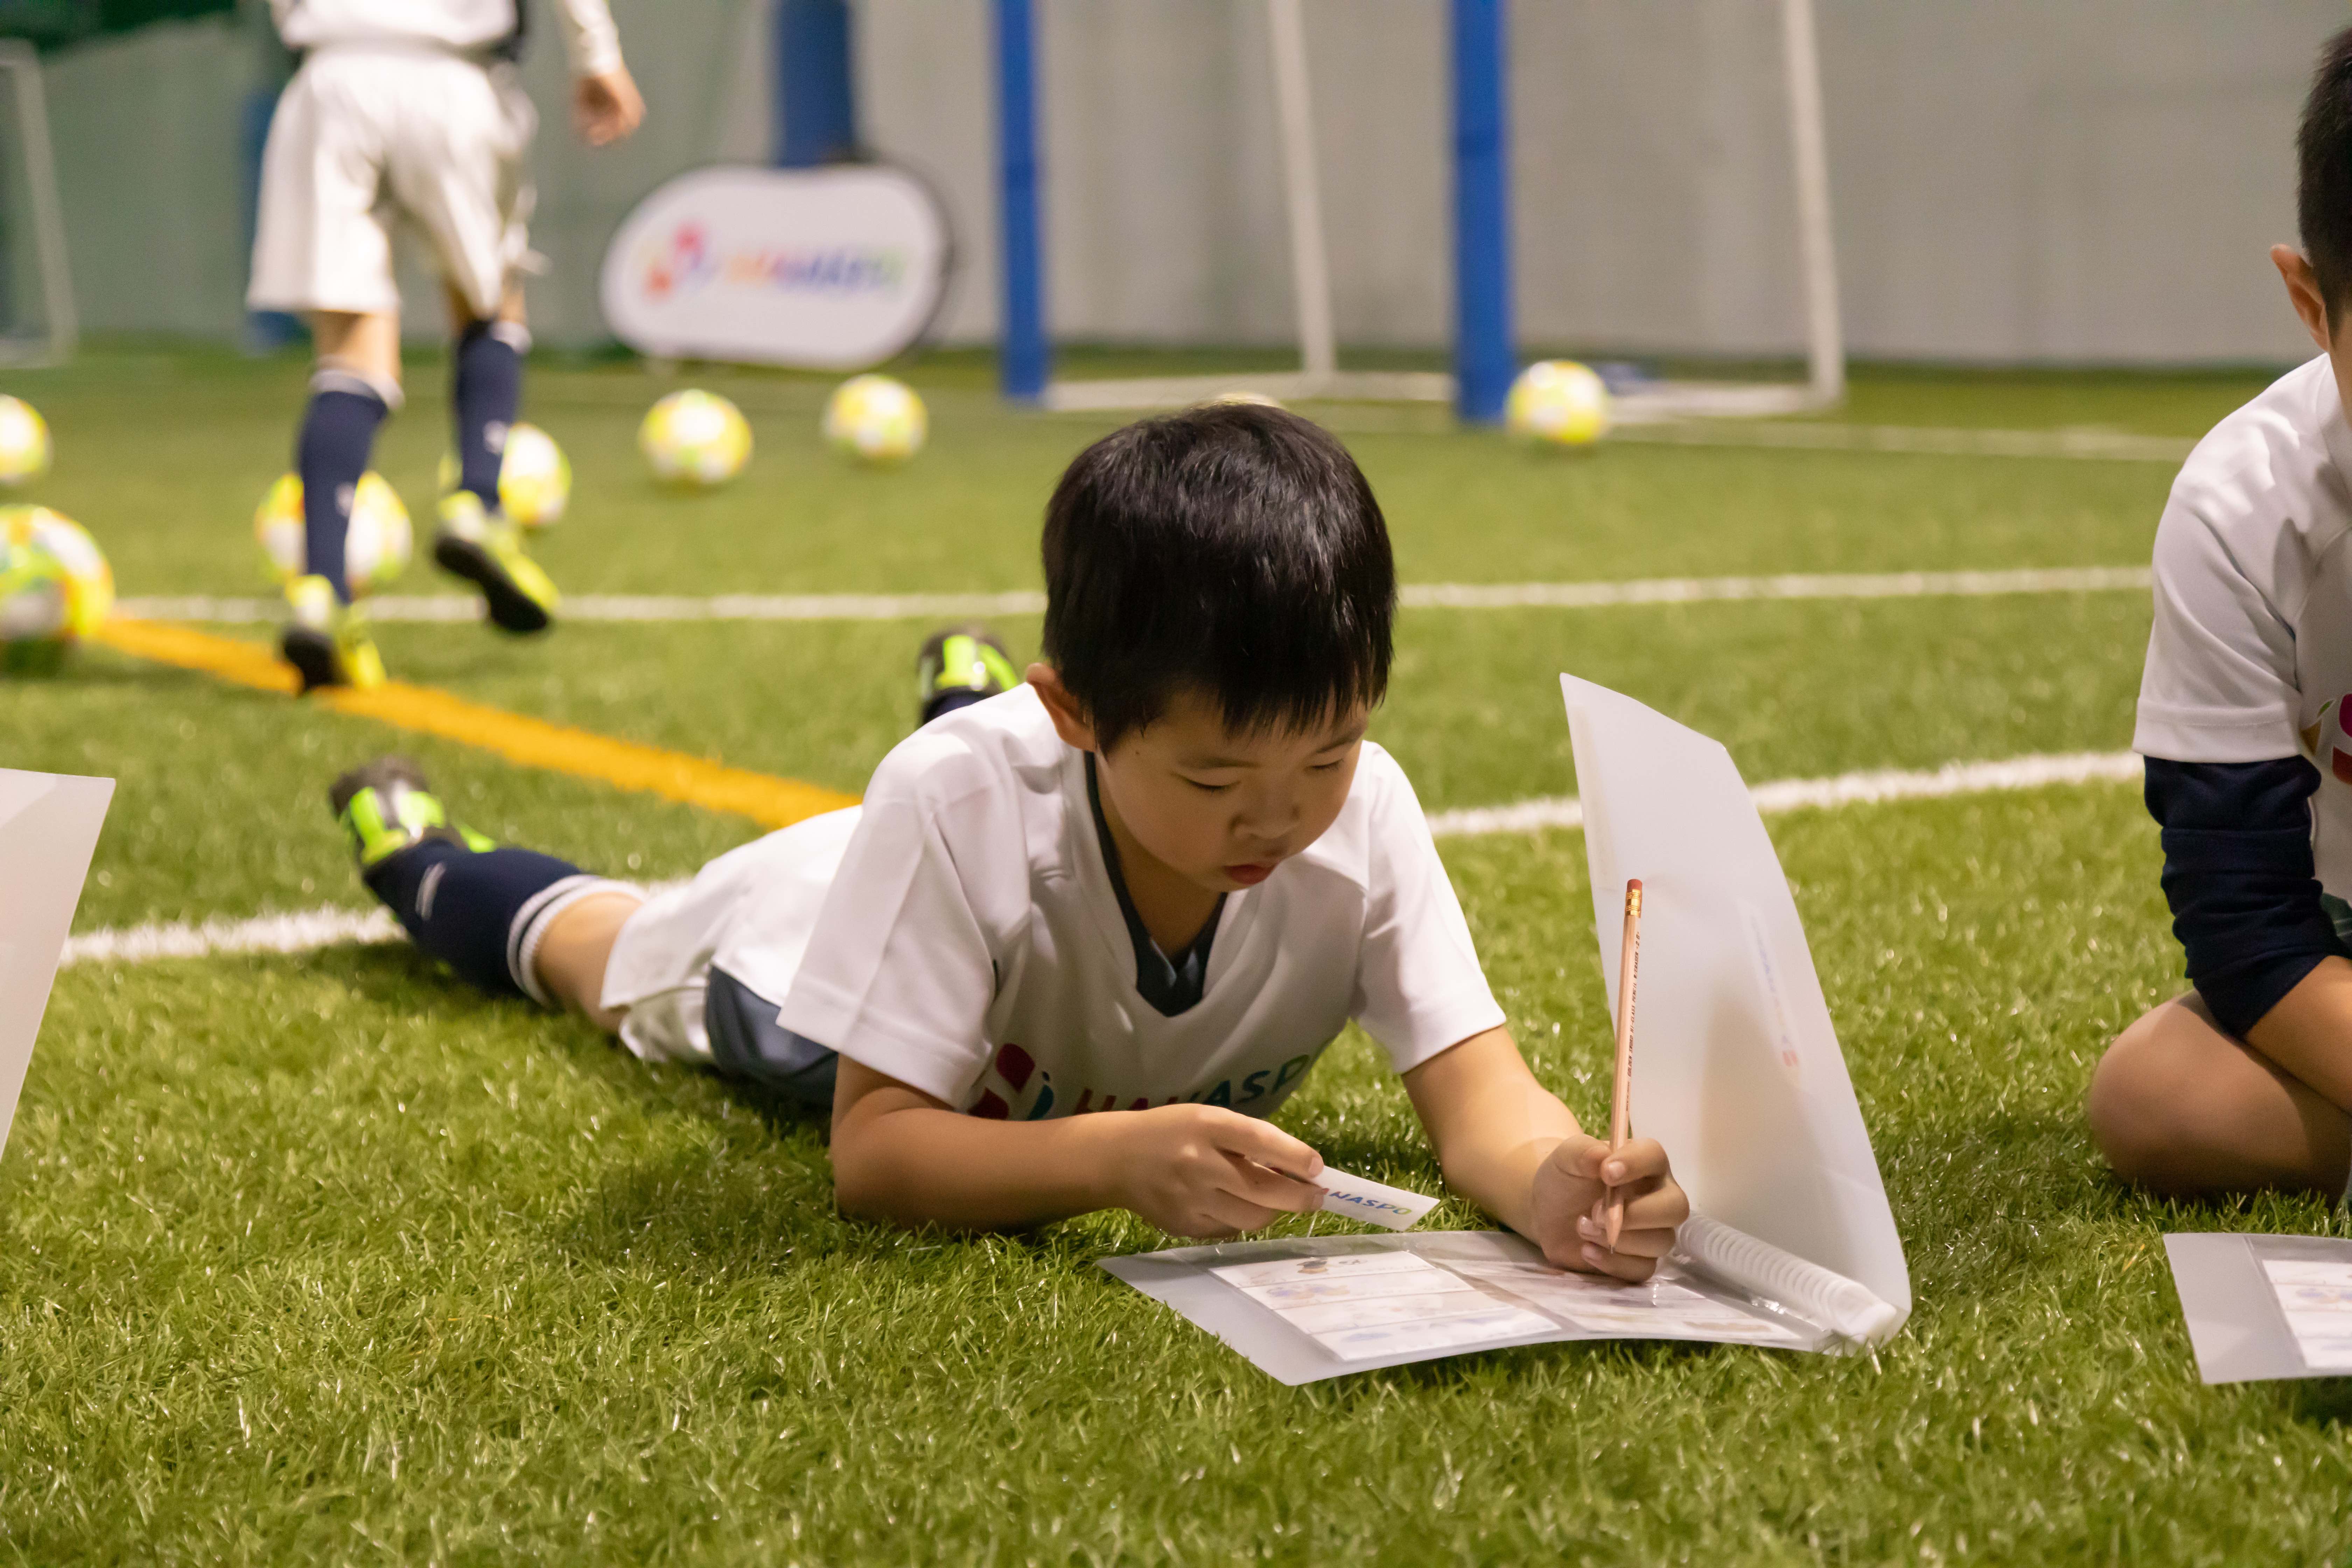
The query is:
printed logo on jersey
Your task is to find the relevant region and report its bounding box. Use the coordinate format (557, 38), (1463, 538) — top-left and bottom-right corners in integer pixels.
(966, 1041), (1328, 1121)
(2302, 693), (2352, 785)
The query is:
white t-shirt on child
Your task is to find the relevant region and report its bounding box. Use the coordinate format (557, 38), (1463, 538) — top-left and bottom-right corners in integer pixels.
(600, 684), (1506, 1117)
(2134, 354), (2352, 895)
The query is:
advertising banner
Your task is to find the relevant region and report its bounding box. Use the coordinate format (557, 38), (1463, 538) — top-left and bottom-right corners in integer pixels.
(600, 164), (951, 369)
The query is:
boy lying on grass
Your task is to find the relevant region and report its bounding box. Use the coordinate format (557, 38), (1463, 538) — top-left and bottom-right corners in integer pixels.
(2092, 26), (2352, 1200)
(326, 403), (1686, 1270)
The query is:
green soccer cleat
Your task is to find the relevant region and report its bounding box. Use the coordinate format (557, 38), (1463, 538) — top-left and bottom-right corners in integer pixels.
(280, 573), (386, 694)
(329, 756), (493, 870)
(433, 490), (559, 635)
(917, 624), (1020, 721)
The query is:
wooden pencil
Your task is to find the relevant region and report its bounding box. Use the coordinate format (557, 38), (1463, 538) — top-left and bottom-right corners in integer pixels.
(1606, 878), (1643, 1248)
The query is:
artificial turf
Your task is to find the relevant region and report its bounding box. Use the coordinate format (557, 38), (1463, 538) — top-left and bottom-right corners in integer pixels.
(5, 348), (2349, 1563)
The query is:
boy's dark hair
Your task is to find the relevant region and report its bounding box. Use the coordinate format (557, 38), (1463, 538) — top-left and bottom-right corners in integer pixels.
(1041, 402), (1395, 751)
(2301, 24), (2352, 324)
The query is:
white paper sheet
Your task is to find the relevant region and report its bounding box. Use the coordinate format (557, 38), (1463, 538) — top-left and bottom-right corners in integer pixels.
(1101, 1231), (1835, 1383)
(2263, 1258), (2352, 1372)
(0, 770), (114, 1174)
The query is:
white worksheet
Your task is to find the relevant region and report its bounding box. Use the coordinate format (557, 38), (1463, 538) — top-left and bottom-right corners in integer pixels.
(0, 770), (114, 1177)
(2262, 1259), (2352, 1373)
(1103, 1231), (1836, 1383)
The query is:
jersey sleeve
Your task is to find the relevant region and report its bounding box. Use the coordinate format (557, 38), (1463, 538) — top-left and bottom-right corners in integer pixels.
(553, 0), (624, 76)
(2133, 493), (2305, 763)
(1348, 753), (1507, 1073)
(774, 747), (1010, 1105)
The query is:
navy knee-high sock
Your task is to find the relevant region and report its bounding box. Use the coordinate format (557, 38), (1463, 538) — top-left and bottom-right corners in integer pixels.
(296, 379), (390, 603)
(453, 320), (527, 510)
(364, 841), (587, 1000)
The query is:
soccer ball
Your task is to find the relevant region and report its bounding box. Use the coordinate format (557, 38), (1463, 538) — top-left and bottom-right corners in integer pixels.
(640, 389), (751, 486)
(254, 472), (413, 596)
(435, 422), (572, 528)
(1, 506), (110, 634)
(822, 374), (926, 465)
(1204, 390), (1286, 410)
(1506, 360), (1612, 448)
(0, 507), (108, 674)
(0, 395), (52, 486)
(0, 538), (70, 674)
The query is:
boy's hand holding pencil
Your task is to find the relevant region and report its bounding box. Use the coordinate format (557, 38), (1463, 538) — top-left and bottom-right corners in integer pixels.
(1526, 878), (1689, 1281)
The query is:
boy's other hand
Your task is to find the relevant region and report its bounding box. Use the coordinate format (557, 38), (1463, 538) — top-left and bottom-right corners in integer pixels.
(1527, 1134), (1688, 1282)
(574, 66), (645, 146)
(1115, 1105), (1326, 1239)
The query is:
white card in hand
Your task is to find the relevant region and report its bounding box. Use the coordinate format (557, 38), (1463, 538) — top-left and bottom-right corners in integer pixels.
(1316, 1166), (1440, 1231)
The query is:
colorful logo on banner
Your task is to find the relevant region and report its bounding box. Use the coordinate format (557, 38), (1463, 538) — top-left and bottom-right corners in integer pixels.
(600, 165), (950, 370)
(636, 221), (910, 303)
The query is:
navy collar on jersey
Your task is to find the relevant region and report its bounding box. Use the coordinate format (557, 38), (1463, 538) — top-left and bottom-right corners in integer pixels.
(1085, 753), (1225, 1018)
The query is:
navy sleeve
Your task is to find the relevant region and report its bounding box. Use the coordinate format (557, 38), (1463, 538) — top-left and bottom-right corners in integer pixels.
(2145, 755), (2341, 1036)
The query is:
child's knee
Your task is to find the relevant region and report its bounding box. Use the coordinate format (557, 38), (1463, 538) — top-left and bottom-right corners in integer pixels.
(2087, 1000), (2212, 1183)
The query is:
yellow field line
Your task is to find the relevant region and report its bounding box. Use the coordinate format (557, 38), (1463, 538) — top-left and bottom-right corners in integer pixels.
(92, 618), (860, 830)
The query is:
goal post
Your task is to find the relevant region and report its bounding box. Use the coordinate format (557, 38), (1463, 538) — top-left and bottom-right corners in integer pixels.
(0, 40), (75, 368)
(992, 0), (1843, 423)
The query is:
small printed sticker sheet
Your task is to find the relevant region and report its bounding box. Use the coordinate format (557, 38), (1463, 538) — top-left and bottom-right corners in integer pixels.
(2262, 1258), (2352, 1373)
(1205, 1244), (1800, 1365)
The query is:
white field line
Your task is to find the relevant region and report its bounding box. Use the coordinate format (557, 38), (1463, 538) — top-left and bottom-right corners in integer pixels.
(1422, 749), (2141, 838)
(1608, 421), (2196, 463)
(63, 756), (2140, 969)
(116, 566), (2150, 627)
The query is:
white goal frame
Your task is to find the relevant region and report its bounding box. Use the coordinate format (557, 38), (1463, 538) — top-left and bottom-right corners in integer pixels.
(0, 41), (74, 368)
(1038, 0), (1843, 420)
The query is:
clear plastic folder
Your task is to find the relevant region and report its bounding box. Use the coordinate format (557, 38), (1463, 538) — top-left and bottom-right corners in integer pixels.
(0, 769), (113, 1172)
(2165, 1232), (2352, 1383)
(1099, 678), (1911, 1382)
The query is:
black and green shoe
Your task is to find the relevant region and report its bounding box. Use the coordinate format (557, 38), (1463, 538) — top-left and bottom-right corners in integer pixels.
(329, 756), (493, 871)
(917, 624), (1020, 723)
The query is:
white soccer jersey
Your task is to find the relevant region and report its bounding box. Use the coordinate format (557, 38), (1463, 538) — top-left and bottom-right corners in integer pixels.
(601, 686), (1507, 1119)
(271, 0), (621, 76)
(2135, 354), (2352, 894)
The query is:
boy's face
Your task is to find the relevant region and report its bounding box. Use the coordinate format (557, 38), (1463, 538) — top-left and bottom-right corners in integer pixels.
(1033, 670), (1368, 894)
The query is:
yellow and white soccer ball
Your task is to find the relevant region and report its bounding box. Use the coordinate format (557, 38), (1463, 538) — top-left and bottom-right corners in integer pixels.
(1506, 360), (1612, 448)
(822, 374), (926, 465)
(435, 422), (572, 528)
(0, 506), (108, 671)
(640, 389), (752, 486)
(0, 395), (51, 486)
(254, 472), (413, 597)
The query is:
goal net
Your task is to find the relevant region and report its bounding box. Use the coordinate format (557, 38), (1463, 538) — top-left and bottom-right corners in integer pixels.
(1026, 0), (1841, 421)
(0, 41), (75, 367)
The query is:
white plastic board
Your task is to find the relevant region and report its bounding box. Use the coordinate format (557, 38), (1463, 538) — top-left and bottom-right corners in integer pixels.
(1563, 675), (1911, 1325)
(0, 769), (111, 1171)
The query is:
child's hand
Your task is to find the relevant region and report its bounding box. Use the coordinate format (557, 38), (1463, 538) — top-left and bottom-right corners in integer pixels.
(573, 66), (645, 147)
(1112, 1105), (1327, 1239)
(1527, 1134), (1689, 1282)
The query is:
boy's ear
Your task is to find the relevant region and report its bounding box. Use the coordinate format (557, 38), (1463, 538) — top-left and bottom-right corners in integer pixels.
(1026, 664), (1099, 752)
(2275, 244), (2336, 355)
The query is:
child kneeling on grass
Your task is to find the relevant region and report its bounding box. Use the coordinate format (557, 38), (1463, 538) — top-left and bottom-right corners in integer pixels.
(328, 402), (1686, 1270)
(2091, 26), (2352, 1201)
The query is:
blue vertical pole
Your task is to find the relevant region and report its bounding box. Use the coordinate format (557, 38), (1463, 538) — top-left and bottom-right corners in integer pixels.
(776, 0), (860, 166)
(1450, 0), (1514, 423)
(994, 0), (1048, 404)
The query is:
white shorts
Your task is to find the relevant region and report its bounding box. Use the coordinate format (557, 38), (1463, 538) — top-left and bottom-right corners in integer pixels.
(247, 46), (538, 320)
(600, 807), (866, 1069)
